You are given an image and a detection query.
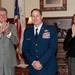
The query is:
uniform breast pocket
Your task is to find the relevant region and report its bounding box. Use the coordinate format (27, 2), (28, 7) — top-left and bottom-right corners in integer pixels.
(42, 38), (50, 45)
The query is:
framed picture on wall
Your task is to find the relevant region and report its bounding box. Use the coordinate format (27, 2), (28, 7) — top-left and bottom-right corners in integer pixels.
(40, 0), (67, 11)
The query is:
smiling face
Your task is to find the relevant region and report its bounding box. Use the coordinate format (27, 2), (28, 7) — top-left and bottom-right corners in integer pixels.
(0, 10), (7, 23)
(31, 10), (43, 27)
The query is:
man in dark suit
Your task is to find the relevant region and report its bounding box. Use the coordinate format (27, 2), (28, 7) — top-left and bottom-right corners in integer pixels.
(22, 8), (58, 75)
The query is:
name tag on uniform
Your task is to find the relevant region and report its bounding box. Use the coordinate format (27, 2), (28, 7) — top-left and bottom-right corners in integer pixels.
(26, 38), (31, 40)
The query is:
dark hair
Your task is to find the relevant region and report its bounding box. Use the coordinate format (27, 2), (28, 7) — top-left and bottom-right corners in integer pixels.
(31, 8), (42, 16)
(71, 14), (75, 25)
(0, 7), (8, 14)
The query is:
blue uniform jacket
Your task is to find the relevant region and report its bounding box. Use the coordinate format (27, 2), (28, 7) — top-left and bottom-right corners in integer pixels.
(22, 23), (58, 75)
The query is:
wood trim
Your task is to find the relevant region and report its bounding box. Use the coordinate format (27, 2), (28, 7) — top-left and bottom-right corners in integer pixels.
(26, 16), (72, 28)
(7, 18), (14, 24)
(8, 17), (72, 28)
(40, 0), (67, 11)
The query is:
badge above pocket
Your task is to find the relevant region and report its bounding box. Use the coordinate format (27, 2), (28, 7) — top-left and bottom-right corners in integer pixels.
(42, 29), (50, 39)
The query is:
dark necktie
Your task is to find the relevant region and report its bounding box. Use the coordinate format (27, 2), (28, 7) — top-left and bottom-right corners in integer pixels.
(35, 28), (38, 39)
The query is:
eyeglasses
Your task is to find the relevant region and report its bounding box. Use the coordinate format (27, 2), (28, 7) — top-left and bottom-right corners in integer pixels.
(0, 14), (7, 17)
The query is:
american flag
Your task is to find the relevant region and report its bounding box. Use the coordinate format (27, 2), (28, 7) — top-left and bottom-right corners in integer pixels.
(14, 0), (23, 64)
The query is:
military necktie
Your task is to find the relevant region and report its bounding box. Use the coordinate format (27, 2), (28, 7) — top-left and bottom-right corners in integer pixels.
(35, 28), (38, 39)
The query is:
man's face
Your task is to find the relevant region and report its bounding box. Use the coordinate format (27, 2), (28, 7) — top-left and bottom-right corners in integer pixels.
(31, 10), (43, 26)
(0, 11), (7, 23)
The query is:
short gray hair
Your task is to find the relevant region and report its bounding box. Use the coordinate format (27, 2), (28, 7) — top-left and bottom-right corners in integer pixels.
(0, 7), (8, 14)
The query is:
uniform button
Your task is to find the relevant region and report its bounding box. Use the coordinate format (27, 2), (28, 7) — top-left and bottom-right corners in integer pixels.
(37, 56), (38, 58)
(36, 50), (38, 52)
(3, 54), (4, 55)
(35, 44), (38, 46)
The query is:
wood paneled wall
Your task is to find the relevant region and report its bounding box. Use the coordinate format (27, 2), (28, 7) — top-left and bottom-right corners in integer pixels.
(26, 17), (72, 28)
(7, 18), (14, 24)
(8, 16), (72, 27)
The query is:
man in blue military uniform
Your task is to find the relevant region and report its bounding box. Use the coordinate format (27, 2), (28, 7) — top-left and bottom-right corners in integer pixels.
(22, 8), (58, 75)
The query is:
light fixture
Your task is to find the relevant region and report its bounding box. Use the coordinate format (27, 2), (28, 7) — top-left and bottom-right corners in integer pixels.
(27, 16), (33, 24)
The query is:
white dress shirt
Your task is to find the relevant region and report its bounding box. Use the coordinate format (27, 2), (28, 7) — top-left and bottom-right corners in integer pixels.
(34, 23), (43, 35)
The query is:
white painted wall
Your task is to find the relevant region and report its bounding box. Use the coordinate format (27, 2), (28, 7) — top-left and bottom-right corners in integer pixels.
(1, 0), (15, 18)
(1, 0), (75, 18)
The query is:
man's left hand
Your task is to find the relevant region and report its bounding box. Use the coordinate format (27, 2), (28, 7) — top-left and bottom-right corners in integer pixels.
(33, 61), (42, 70)
(2, 22), (10, 34)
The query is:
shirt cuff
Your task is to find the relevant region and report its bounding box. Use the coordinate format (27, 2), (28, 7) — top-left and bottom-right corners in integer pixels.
(7, 32), (12, 38)
(32, 60), (36, 66)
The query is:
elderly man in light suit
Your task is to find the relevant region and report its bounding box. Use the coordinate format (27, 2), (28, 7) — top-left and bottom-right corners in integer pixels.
(0, 7), (18, 75)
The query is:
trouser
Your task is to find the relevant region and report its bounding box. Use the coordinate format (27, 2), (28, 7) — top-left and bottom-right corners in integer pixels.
(68, 57), (75, 75)
(0, 63), (15, 75)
